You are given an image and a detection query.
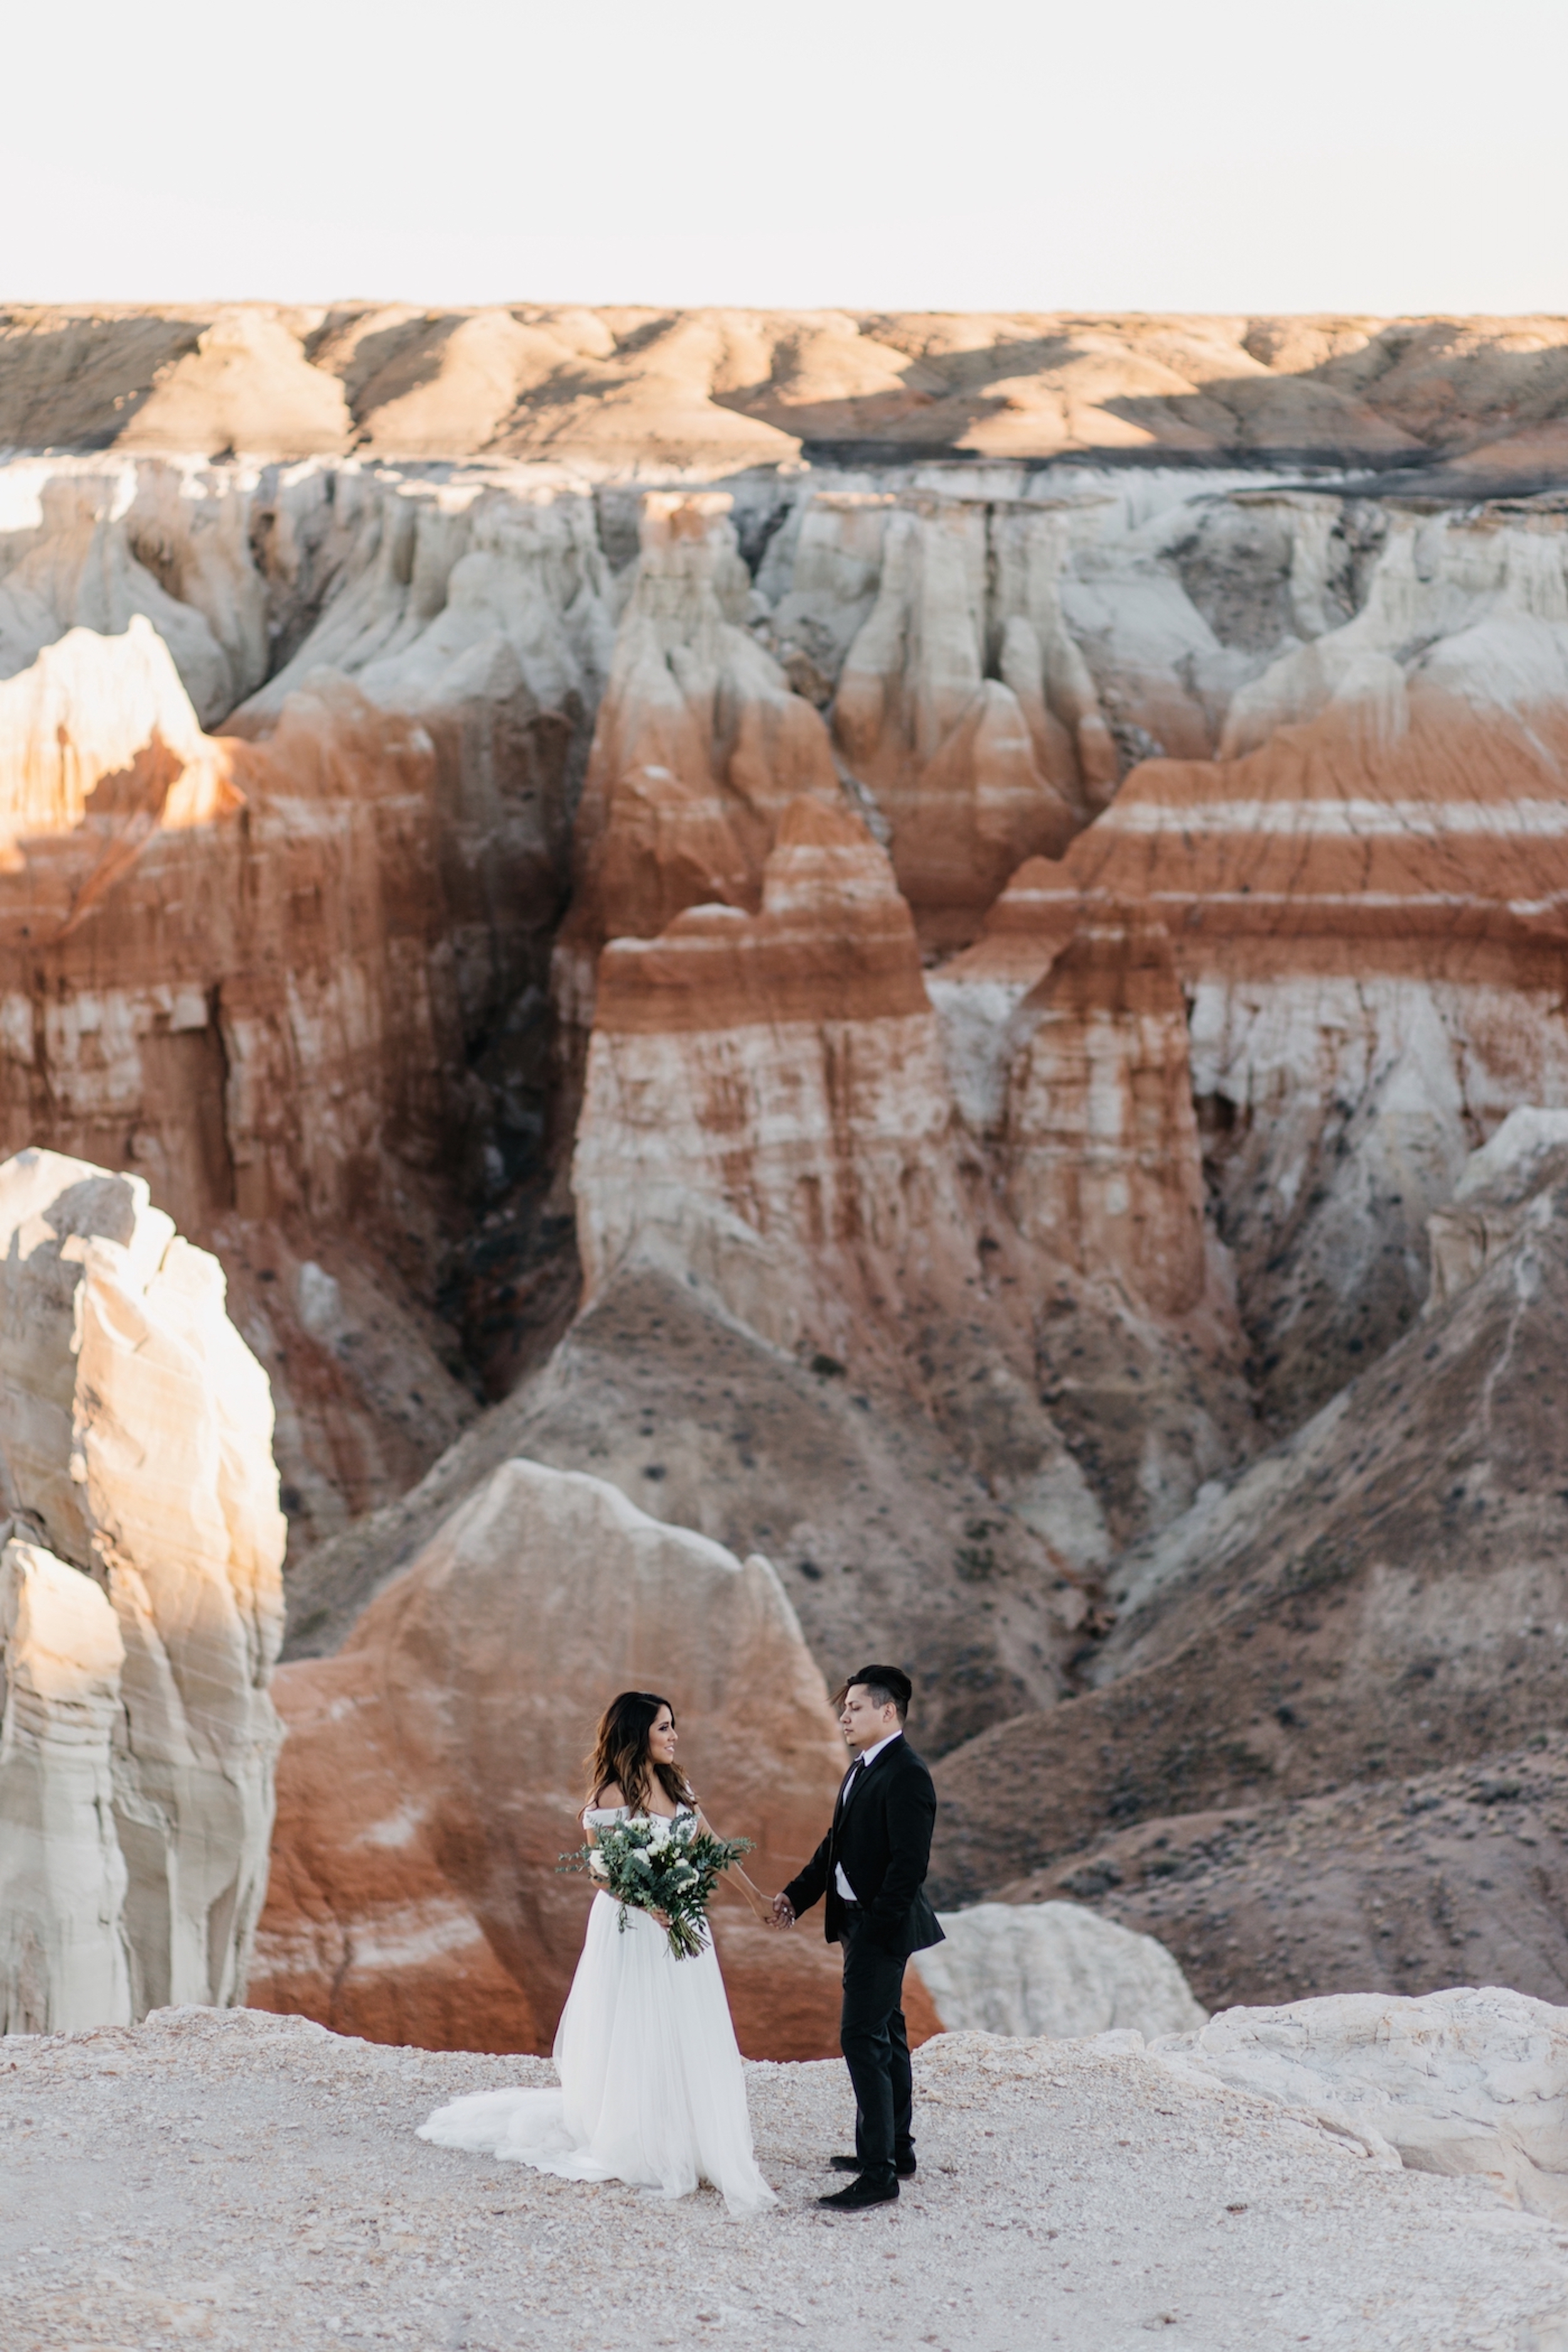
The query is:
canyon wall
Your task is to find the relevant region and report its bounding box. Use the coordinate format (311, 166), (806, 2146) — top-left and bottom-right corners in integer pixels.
(4, 312), (1568, 2044)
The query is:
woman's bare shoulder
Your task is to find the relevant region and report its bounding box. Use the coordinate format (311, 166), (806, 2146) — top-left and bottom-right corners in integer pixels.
(591, 1782), (627, 1809)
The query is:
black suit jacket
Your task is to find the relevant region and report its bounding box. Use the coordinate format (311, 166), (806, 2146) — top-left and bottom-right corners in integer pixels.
(783, 1737), (946, 1958)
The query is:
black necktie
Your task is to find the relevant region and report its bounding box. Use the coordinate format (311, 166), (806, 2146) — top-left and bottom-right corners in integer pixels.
(837, 1757), (866, 1820)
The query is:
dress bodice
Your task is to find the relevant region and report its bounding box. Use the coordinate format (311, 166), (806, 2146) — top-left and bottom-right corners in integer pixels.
(583, 1803), (695, 1828)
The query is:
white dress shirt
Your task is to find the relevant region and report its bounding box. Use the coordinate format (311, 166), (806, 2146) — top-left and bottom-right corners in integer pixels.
(834, 1730), (903, 1900)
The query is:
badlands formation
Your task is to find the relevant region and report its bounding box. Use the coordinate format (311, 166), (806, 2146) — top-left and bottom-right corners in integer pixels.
(3, 308), (1568, 2057)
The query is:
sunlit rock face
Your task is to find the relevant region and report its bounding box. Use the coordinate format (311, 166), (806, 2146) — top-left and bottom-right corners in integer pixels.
(0, 615), (238, 847)
(0, 1150), (285, 2029)
(0, 639), (492, 1544)
(249, 1455), (943, 2059)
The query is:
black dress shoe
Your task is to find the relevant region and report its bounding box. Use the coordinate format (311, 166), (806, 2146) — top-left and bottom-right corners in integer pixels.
(829, 2153), (916, 2178)
(818, 2174), (899, 2210)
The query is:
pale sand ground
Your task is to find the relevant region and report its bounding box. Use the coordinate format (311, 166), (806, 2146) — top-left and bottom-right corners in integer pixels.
(1, 2009), (1564, 2352)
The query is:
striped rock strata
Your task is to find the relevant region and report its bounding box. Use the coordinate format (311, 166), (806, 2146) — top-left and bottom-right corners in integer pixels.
(576, 795), (963, 1357)
(931, 503), (1568, 1421)
(0, 614), (576, 1541)
(575, 798), (1253, 1576)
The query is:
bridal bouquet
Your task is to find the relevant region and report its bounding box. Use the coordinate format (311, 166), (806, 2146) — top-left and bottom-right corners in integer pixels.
(559, 1815), (755, 1959)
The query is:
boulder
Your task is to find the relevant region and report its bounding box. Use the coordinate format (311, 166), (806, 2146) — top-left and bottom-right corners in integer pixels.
(1155, 1986), (1568, 2218)
(911, 1900), (1206, 2040)
(0, 1148), (285, 2028)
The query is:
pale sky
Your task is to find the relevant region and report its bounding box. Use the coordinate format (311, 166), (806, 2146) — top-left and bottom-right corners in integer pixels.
(5, 0), (1565, 316)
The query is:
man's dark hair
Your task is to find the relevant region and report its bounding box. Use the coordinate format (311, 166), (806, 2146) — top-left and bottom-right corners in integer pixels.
(844, 1664), (912, 1722)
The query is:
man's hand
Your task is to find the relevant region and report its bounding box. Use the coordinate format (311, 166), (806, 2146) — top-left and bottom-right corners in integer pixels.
(769, 1892), (797, 1931)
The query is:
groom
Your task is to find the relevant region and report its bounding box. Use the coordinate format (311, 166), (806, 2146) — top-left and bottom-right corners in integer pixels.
(770, 1665), (945, 2210)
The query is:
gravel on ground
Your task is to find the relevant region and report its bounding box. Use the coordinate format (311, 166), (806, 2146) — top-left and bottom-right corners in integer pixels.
(1, 2007), (1565, 2351)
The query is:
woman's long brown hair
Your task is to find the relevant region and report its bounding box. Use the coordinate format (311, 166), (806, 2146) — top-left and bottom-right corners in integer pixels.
(585, 1690), (695, 1815)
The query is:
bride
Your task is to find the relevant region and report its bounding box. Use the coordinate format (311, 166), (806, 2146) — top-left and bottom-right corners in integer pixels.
(418, 1690), (776, 2217)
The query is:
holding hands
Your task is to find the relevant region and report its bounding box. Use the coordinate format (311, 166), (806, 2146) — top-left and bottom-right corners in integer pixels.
(768, 1891), (796, 1930)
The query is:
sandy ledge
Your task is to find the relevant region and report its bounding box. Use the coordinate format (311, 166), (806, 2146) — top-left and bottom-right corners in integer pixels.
(1, 2007), (1565, 2350)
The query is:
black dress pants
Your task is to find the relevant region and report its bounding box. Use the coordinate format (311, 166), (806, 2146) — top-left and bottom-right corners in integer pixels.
(838, 1909), (913, 2188)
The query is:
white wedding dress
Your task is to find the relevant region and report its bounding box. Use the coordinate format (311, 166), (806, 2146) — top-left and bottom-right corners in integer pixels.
(418, 1806), (776, 2217)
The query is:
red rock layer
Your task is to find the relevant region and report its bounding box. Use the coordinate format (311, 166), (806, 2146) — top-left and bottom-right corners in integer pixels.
(0, 641), (569, 1542)
(999, 686), (1568, 967)
(1000, 909), (1211, 1320)
(574, 796), (1002, 1379)
(576, 794), (1253, 1560)
(945, 685), (1568, 1419)
(593, 797), (929, 1036)
(249, 1457), (943, 2059)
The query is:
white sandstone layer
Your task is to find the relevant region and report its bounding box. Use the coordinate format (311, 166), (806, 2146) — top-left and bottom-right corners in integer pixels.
(1155, 1986), (1568, 2220)
(0, 1537), (130, 2030)
(912, 1900), (1207, 2040)
(0, 1148), (285, 2030)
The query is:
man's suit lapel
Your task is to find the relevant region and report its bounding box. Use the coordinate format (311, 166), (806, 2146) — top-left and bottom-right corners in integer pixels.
(836, 1749), (888, 1861)
(845, 1742), (898, 1813)
(830, 1758), (861, 1856)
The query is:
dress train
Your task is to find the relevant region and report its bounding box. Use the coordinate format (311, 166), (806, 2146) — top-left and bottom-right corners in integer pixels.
(419, 1843), (775, 2218)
